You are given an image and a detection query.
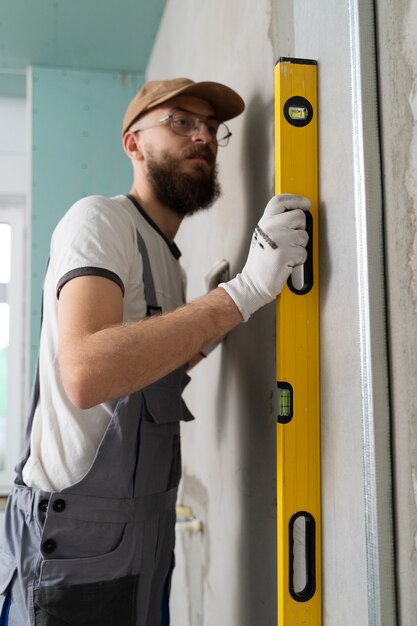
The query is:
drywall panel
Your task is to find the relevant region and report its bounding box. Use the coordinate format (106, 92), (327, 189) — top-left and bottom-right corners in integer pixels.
(375, 1), (417, 623)
(148, 0), (394, 624)
(0, 0), (167, 73)
(29, 66), (142, 374)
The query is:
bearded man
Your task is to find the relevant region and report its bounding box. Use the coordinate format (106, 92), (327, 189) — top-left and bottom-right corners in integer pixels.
(0, 78), (310, 626)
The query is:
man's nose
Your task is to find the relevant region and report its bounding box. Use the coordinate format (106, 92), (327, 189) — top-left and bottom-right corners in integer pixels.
(191, 121), (213, 144)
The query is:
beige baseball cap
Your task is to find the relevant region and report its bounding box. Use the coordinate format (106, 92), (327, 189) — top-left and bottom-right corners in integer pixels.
(122, 77), (245, 135)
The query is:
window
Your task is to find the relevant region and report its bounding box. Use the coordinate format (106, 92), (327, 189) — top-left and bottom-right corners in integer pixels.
(0, 223), (12, 472)
(0, 207), (25, 492)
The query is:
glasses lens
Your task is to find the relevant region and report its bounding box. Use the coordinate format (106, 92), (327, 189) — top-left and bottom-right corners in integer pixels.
(170, 111), (231, 146)
(171, 112), (197, 136)
(216, 123), (231, 147)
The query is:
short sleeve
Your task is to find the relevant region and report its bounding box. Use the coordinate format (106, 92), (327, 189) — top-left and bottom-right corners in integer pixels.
(50, 196), (137, 298)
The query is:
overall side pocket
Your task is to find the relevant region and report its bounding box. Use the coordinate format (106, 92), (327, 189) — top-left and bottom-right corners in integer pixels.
(33, 573), (138, 626)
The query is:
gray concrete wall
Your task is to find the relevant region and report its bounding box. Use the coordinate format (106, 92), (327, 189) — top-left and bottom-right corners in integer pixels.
(376, 1), (417, 623)
(149, 7), (279, 626)
(148, 1), (400, 624)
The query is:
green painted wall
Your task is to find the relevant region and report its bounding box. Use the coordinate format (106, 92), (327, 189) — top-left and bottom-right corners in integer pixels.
(0, 0), (167, 73)
(30, 65), (143, 375)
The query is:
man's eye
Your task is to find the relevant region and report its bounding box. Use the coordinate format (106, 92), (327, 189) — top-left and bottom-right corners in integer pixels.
(207, 124), (218, 136)
(173, 117), (193, 130)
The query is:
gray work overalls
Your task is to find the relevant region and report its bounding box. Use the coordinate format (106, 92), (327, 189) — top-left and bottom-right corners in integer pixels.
(0, 228), (193, 625)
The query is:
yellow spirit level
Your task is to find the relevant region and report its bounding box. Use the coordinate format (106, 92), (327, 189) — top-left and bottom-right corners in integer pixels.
(275, 58), (321, 625)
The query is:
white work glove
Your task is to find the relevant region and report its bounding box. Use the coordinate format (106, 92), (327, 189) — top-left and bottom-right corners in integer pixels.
(220, 194), (310, 321)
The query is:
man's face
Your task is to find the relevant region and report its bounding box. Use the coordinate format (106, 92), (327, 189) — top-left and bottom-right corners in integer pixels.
(133, 95), (221, 217)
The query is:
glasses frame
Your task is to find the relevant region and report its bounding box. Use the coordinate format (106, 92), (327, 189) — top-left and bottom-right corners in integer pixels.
(132, 108), (232, 147)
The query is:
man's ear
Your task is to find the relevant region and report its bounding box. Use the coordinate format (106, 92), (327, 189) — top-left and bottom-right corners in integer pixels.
(122, 131), (144, 161)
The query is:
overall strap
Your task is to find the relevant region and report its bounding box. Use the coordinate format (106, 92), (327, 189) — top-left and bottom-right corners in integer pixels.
(14, 259), (49, 482)
(135, 229), (162, 317)
(29, 257), (49, 410)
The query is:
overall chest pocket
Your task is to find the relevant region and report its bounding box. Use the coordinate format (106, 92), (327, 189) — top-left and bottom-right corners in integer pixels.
(134, 385), (193, 497)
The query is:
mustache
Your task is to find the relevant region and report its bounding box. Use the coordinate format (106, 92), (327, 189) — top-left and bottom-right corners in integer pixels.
(182, 146), (215, 165)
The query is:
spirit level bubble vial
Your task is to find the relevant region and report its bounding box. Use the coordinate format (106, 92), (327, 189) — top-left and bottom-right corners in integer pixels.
(275, 57), (321, 625)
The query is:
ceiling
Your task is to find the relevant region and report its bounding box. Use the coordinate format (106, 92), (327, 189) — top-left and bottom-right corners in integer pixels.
(0, 0), (167, 96)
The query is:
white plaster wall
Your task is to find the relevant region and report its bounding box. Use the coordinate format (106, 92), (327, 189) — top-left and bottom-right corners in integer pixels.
(148, 1), (393, 624)
(376, 1), (417, 623)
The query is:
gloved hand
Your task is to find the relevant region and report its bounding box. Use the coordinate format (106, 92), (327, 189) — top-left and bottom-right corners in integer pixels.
(219, 194), (310, 321)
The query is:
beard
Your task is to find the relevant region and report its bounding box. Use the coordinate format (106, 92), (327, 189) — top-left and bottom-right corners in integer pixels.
(145, 146), (221, 217)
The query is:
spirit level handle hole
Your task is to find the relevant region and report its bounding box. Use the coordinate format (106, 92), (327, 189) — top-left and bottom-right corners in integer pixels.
(289, 512), (316, 602)
(288, 211), (313, 295)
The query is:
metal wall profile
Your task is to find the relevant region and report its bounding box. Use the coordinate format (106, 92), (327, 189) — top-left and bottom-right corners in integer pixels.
(348, 0), (397, 623)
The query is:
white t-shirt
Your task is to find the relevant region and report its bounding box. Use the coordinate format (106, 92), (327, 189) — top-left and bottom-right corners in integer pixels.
(22, 194), (186, 492)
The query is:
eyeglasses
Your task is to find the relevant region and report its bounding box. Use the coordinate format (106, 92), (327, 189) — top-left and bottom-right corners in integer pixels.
(133, 109), (232, 147)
